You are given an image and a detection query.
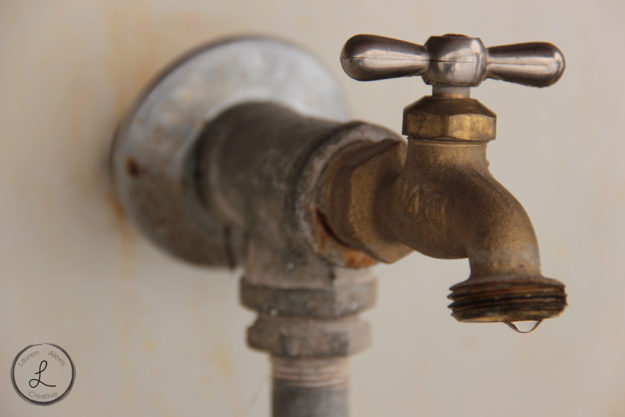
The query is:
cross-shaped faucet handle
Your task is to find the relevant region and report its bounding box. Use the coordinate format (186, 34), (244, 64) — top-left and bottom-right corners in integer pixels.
(340, 34), (565, 90)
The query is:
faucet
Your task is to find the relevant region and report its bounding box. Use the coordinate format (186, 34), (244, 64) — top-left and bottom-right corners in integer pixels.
(110, 33), (567, 417)
(323, 34), (568, 326)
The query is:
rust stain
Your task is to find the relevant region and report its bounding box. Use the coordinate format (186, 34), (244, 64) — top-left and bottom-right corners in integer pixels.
(344, 250), (375, 268)
(100, 0), (230, 124)
(142, 338), (157, 353)
(108, 190), (127, 221)
(315, 208), (347, 250)
(315, 215), (328, 254)
(125, 157), (143, 178)
(107, 189), (138, 246)
(315, 208), (375, 268)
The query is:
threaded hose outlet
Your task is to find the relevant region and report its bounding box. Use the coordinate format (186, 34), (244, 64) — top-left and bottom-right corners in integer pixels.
(448, 275), (567, 325)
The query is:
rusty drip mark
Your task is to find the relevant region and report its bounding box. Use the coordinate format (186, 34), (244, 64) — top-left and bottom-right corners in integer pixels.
(315, 208), (375, 268)
(108, 191), (127, 220)
(125, 157), (143, 178)
(107, 190), (137, 244)
(315, 208), (349, 251)
(344, 251), (374, 268)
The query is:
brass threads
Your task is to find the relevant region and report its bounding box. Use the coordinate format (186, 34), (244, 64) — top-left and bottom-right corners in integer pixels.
(448, 276), (567, 322)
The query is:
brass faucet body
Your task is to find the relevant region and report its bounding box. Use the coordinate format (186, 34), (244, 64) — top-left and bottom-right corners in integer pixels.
(320, 96), (567, 323)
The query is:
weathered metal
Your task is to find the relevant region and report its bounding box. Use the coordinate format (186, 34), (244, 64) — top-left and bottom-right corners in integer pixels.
(248, 315), (371, 358)
(196, 101), (398, 270)
(240, 273), (376, 319)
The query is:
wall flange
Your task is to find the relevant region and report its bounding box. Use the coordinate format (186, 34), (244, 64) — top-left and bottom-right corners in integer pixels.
(111, 36), (348, 265)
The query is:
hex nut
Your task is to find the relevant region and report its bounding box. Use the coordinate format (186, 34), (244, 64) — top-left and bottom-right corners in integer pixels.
(403, 96), (496, 141)
(240, 275), (376, 319)
(321, 140), (412, 263)
(247, 315), (371, 358)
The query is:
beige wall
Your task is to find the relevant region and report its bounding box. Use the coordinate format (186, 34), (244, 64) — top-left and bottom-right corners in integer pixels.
(1, 0), (624, 416)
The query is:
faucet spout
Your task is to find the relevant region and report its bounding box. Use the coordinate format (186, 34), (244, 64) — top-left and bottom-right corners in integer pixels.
(381, 140), (566, 323)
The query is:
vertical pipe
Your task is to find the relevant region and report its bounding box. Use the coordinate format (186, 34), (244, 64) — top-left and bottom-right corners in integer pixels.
(271, 357), (349, 417)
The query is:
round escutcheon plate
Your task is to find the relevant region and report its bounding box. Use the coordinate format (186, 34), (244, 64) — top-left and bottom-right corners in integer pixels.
(111, 36), (349, 265)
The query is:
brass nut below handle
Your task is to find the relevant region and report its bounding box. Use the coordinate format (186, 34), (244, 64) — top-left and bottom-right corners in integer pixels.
(321, 139), (412, 263)
(403, 96), (497, 141)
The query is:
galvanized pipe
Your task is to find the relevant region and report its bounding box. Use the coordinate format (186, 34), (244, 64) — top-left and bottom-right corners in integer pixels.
(195, 101), (399, 417)
(272, 358), (349, 417)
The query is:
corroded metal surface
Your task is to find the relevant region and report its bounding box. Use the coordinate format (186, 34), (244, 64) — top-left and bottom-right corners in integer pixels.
(196, 101), (397, 417)
(196, 101), (386, 348)
(294, 122), (402, 269)
(112, 38), (362, 416)
(197, 101), (400, 270)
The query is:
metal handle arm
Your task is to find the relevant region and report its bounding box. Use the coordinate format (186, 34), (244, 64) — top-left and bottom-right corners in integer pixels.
(341, 34), (565, 88)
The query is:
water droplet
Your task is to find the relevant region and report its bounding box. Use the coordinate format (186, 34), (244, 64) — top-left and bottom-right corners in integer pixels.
(505, 320), (542, 334)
